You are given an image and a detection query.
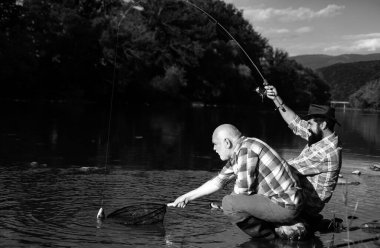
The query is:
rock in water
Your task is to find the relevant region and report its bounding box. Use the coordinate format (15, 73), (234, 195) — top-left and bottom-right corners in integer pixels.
(369, 164), (380, 171)
(337, 178), (360, 185)
(210, 202), (222, 210)
(361, 222), (380, 233)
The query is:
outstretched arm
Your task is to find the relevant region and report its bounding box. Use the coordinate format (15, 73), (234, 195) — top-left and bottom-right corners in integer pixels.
(167, 178), (221, 208)
(264, 85), (297, 125)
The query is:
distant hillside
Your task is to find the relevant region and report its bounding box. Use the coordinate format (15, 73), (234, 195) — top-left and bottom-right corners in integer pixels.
(316, 60), (380, 101)
(290, 53), (380, 70)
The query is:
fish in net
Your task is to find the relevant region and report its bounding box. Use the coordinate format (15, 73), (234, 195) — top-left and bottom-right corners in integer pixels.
(105, 203), (167, 225)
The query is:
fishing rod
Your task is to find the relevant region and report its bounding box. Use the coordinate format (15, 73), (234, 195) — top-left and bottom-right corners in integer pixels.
(181, 0), (274, 102)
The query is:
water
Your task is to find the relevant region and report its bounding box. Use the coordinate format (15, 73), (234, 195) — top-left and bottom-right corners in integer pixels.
(0, 102), (379, 247)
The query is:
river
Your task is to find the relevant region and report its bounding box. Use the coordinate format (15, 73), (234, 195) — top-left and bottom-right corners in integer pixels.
(0, 102), (379, 247)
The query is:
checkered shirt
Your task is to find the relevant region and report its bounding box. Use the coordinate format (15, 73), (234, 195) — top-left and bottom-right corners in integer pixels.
(211, 137), (302, 210)
(288, 116), (342, 214)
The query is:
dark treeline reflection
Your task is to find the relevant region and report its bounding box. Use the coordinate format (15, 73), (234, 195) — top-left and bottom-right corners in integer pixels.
(1, 103), (379, 170)
(1, 0), (330, 107)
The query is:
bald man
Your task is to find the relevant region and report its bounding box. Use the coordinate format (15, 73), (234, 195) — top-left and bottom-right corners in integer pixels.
(168, 124), (305, 239)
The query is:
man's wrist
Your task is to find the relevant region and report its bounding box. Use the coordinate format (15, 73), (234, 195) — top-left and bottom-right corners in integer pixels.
(274, 96), (285, 111)
(275, 96), (283, 105)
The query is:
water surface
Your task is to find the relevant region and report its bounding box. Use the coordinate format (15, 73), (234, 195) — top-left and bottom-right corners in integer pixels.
(0, 103), (379, 247)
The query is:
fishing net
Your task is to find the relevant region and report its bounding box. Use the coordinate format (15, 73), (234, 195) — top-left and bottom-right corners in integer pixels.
(107, 203), (167, 225)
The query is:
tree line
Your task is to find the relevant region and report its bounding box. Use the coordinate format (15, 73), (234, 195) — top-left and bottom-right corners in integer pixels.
(1, 0), (331, 108)
(349, 78), (380, 110)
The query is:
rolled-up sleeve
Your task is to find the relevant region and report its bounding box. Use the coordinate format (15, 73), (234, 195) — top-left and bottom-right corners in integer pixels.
(210, 162), (236, 188)
(288, 116), (310, 141)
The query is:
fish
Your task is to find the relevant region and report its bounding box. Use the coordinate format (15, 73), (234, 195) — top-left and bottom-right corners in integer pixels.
(97, 207), (106, 219)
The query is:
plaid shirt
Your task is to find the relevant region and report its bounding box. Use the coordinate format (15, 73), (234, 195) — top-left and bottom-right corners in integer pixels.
(288, 116), (342, 214)
(210, 137), (302, 210)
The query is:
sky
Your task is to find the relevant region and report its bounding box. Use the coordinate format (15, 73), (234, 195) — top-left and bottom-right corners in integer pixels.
(223, 0), (380, 56)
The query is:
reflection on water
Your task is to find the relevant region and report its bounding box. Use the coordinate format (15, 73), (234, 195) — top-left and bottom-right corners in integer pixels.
(1, 103), (379, 169)
(337, 110), (380, 155)
(0, 103), (379, 248)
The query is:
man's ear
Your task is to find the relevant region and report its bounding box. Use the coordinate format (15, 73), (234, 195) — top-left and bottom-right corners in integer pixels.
(320, 121), (327, 130)
(224, 138), (233, 149)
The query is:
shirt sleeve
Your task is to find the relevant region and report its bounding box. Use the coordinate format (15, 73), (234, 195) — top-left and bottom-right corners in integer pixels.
(288, 152), (324, 176)
(210, 160), (236, 188)
(288, 136), (341, 176)
(288, 116), (310, 141)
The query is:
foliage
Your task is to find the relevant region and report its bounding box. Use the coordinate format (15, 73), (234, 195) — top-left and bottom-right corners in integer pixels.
(316, 60), (380, 101)
(349, 78), (380, 110)
(262, 47), (330, 107)
(1, 0), (330, 107)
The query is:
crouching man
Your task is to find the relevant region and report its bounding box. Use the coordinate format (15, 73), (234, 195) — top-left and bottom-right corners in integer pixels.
(168, 124), (306, 239)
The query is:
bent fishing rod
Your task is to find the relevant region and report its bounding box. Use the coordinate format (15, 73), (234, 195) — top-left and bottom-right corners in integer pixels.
(182, 0), (282, 107)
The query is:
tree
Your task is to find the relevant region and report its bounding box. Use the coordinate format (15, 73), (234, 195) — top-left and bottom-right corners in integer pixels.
(1, 0), (332, 107)
(349, 78), (380, 110)
(262, 47), (330, 108)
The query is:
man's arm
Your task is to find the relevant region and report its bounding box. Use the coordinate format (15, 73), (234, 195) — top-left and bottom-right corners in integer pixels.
(168, 162), (236, 208)
(264, 85), (296, 125)
(167, 179), (222, 208)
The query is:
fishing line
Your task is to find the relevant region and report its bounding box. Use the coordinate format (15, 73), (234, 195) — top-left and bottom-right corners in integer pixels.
(182, 0), (286, 109)
(97, 0), (143, 220)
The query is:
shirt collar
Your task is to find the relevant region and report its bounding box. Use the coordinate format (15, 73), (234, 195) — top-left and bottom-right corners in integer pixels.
(229, 136), (245, 165)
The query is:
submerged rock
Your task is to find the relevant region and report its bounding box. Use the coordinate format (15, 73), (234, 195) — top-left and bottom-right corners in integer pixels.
(352, 170), (361, 175)
(29, 162), (48, 168)
(361, 221), (380, 233)
(57, 166), (109, 175)
(210, 202), (222, 210)
(30, 161), (38, 167)
(337, 178), (360, 185)
(369, 164), (380, 171)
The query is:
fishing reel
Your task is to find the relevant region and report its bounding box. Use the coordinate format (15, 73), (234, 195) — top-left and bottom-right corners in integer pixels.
(255, 80), (269, 101)
(255, 86), (266, 101)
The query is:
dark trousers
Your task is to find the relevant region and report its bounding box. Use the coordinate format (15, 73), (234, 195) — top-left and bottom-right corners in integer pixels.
(222, 194), (299, 239)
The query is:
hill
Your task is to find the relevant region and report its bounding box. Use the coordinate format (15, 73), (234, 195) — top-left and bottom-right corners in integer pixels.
(316, 60), (380, 101)
(290, 53), (380, 70)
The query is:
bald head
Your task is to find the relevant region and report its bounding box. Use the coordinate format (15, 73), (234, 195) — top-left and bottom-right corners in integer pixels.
(212, 124), (242, 161)
(213, 124), (242, 144)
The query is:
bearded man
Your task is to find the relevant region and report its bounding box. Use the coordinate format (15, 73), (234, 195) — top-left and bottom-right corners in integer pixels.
(265, 85), (342, 228)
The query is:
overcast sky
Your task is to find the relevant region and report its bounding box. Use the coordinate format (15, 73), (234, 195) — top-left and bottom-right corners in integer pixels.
(223, 0), (380, 56)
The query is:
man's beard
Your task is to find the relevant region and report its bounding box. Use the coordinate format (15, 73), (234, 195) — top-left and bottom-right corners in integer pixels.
(308, 129), (323, 146)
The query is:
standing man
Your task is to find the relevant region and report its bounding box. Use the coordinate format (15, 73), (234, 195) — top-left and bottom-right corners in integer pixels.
(168, 124), (305, 239)
(265, 85), (342, 226)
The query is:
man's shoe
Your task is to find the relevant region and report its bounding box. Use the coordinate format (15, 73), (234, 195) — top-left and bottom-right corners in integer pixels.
(275, 222), (308, 240)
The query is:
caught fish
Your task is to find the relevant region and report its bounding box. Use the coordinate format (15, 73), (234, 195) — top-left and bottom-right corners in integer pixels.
(97, 207), (106, 219)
